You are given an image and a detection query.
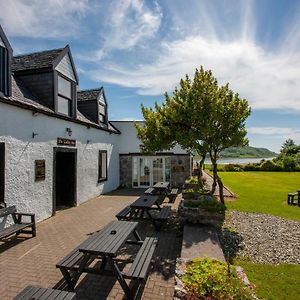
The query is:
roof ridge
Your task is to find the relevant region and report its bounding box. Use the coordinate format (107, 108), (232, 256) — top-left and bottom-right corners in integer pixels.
(78, 87), (103, 93)
(13, 47), (64, 58)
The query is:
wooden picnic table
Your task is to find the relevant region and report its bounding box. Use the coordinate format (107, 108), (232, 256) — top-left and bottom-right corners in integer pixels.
(153, 181), (170, 195)
(57, 220), (156, 299)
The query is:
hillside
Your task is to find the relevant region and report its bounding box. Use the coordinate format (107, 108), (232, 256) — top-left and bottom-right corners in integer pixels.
(220, 146), (277, 158)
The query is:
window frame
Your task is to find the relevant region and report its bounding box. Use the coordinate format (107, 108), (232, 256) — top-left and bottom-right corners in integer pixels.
(56, 72), (75, 117)
(0, 45), (8, 97)
(98, 150), (108, 183)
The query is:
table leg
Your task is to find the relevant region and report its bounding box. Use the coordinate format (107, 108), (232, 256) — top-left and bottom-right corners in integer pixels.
(62, 254), (92, 290)
(107, 257), (132, 299)
(155, 201), (162, 211)
(133, 229), (142, 242)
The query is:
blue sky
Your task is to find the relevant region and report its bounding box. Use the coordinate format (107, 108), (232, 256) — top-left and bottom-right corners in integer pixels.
(1, 0), (300, 152)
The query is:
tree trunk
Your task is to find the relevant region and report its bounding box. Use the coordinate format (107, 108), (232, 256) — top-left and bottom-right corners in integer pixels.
(197, 154), (206, 189)
(210, 150), (218, 194)
(217, 175), (225, 204)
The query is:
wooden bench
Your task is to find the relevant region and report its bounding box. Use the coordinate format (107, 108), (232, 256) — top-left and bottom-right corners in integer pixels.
(153, 206), (171, 230)
(144, 187), (155, 195)
(287, 192), (298, 205)
(13, 285), (76, 300)
(125, 237), (157, 279)
(0, 206), (36, 240)
(116, 206), (132, 220)
(167, 188), (179, 203)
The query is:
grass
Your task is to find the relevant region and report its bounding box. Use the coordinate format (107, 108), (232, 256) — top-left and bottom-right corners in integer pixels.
(235, 259), (300, 300)
(218, 172), (300, 221)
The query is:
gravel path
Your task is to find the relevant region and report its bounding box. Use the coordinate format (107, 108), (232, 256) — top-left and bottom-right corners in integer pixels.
(219, 211), (300, 264)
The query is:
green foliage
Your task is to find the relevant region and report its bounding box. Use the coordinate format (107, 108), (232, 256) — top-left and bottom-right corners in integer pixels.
(260, 160), (283, 171)
(224, 164), (244, 172)
(136, 66), (251, 203)
(186, 176), (199, 184)
(184, 199), (227, 212)
(182, 258), (253, 300)
(220, 146), (277, 158)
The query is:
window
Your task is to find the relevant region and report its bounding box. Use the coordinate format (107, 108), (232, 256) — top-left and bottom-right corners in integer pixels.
(98, 150), (107, 182)
(0, 46), (8, 95)
(99, 102), (106, 124)
(57, 74), (72, 116)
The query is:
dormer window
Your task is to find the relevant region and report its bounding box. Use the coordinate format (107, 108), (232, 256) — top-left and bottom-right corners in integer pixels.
(98, 92), (107, 124)
(57, 74), (73, 116)
(0, 29), (11, 97)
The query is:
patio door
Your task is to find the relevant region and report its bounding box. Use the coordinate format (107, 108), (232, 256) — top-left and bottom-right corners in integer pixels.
(132, 156), (171, 188)
(138, 157), (151, 187)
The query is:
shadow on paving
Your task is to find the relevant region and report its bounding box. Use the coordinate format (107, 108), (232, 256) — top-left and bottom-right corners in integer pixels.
(0, 235), (31, 254)
(53, 211), (183, 300)
(217, 227), (244, 263)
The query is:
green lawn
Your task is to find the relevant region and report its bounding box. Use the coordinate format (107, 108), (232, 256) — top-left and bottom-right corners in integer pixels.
(219, 172), (300, 221)
(235, 260), (300, 300)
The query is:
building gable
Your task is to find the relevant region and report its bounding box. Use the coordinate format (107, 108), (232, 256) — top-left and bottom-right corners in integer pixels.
(55, 52), (77, 82)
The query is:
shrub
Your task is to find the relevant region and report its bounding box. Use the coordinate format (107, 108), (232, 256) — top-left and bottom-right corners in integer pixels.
(224, 164), (243, 172)
(282, 156), (297, 171)
(243, 163), (261, 171)
(184, 199), (226, 213)
(260, 160), (283, 171)
(182, 258), (253, 300)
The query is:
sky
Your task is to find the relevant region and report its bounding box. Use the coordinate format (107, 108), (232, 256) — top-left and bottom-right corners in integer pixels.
(1, 0), (300, 152)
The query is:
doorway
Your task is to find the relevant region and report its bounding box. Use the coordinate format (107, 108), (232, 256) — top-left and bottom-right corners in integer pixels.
(132, 156), (171, 188)
(53, 147), (77, 214)
(0, 143), (5, 208)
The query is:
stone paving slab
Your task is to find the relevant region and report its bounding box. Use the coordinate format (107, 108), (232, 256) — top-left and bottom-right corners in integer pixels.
(0, 189), (183, 300)
(181, 225), (225, 262)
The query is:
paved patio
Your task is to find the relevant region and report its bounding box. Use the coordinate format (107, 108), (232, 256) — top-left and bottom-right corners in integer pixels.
(0, 189), (183, 300)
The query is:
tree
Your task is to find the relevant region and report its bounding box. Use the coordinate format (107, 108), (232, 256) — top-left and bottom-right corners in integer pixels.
(135, 67), (251, 203)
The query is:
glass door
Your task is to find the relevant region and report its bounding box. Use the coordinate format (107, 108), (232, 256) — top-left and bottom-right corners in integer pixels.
(138, 157), (151, 187)
(152, 157), (164, 185)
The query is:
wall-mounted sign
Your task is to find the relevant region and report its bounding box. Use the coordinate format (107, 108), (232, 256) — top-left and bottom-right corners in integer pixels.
(35, 160), (45, 181)
(173, 166), (185, 172)
(57, 137), (76, 147)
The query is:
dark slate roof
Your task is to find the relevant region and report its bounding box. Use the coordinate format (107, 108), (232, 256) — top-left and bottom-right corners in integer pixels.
(0, 75), (119, 134)
(11, 48), (64, 72)
(77, 88), (103, 101)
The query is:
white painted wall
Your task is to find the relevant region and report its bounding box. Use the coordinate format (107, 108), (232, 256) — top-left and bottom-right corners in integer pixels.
(111, 121), (187, 154)
(0, 102), (120, 222)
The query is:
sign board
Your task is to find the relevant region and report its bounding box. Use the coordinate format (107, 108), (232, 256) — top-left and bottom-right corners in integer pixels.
(35, 160), (45, 181)
(57, 137), (76, 147)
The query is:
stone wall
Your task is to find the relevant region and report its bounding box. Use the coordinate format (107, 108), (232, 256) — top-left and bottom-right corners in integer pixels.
(170, 155), (191, 187)
(119, 155), (132, 187)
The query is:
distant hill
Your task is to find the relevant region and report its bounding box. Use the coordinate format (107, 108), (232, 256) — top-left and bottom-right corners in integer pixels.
(220, 146), (277, 158)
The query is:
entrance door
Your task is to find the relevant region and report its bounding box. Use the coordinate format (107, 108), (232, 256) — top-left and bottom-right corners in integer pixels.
(53, 148), (77, 214)
(152, 157), (164, 185)
(138, 157), (151, 187)
(132, 156), (171, 188)
(0, 143), (5, 207)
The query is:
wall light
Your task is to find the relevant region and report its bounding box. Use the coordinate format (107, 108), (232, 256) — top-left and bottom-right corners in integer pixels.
(66, 127), (72, 137)
(32, 132), (38, 139)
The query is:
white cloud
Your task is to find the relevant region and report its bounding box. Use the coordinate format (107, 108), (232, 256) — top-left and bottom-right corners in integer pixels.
(0, 0), (89, 38)
(248, 127), (300, 139)
(85, 0), (300, 112)
(89, 0), (162, 60)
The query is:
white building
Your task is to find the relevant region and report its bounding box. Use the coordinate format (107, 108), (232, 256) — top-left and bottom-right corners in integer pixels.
(0, 25), (191, 222)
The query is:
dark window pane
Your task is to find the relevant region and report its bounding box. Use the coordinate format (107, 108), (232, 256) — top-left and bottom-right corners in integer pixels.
(98, 151), (107, 181)
(0, 47), (6, 94)
(57, 96), (70, 116)
(58, 75), (71, 99)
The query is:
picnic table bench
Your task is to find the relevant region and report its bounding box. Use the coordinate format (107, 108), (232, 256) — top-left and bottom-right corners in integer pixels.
(287, 191), (300, 206)
(167, 188), (179, 203)
(116, 195), (171, 230)
(13, 286), (76, 300)
(0, 205), (36, 240)
(56, 220), (157, 299)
